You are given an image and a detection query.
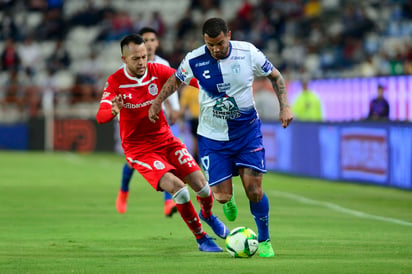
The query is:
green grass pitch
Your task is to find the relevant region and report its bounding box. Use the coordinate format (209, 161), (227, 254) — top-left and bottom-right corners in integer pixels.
(0, 151), (411, 273)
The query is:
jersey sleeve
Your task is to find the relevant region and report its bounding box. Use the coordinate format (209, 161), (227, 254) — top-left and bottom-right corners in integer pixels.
(250, 43), (274, 77)
(96, 76), (117, 124)
(175, 54), (194, 85)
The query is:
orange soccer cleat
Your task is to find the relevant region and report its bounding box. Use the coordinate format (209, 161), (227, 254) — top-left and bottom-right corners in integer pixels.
(164, 199), (177, 217)
(116, 190), (129, 214)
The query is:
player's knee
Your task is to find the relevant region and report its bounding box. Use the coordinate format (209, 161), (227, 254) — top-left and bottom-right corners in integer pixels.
(196, 184), (210, 198)
(185, 170), (208, 191)
(213, 192), (232, 204)
(173, 186), (190, 204)
(246, 189), (263, 203)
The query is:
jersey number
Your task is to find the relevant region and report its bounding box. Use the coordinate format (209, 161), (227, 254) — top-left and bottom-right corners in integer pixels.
(175, 148), (194, 165)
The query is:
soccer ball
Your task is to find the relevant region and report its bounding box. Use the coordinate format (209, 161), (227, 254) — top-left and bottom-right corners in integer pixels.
(225, 226), (259, 258)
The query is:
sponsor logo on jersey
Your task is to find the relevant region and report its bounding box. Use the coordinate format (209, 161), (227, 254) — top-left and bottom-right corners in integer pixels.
(261, 59), (274, 73)
(153, 160), (165, 170)
(123, 93), (132, 99)
(102, 91), (110, 99)
(195, 61), (210, 67)
(217, 82), (231, 93)
(231, 56), (245, 60)
(202, 70), (211, 79)
(148, 83), (158, 96)
(212, 97), (241, 119)
(176, 66), (188, 81)
(123, 99), (154, 109)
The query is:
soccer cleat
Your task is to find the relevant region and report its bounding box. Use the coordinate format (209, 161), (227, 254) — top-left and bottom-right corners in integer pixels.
(223, 195), (237, 222)
(198, 211), (229, 239)
(164, 199), (177, 217)
(116, 190), (129, 214)
(258, 239), (275, 257)
(197, 234), (223, 252)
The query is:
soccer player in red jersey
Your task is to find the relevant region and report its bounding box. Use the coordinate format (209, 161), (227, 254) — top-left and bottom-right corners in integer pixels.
(96, 34), (228, 252)
(116, 27), (180, 216)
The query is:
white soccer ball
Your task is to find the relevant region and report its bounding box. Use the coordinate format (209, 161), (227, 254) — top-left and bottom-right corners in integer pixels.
(225, 226), (259, 258)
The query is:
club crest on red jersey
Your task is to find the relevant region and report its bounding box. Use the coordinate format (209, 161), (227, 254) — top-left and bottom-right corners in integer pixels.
(148, 83), (158, 96)
(153, 160), (165, 170)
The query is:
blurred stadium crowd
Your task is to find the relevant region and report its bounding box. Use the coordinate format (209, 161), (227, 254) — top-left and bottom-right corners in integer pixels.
(0, 0), (411, 122)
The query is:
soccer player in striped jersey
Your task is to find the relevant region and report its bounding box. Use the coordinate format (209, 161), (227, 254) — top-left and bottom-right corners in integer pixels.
(97, 34), (228, 252)
(149, 18), (293, 257)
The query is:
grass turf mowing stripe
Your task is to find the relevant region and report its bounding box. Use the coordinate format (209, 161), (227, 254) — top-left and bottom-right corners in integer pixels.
(270, 190), (412, 227)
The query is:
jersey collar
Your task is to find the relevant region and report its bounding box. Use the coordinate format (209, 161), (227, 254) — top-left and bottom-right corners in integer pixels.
(123, 65), (148, 83)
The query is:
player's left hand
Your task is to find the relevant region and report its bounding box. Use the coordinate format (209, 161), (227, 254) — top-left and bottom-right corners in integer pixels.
(279, 106), (293, 128)
(148, 101), (162, 123)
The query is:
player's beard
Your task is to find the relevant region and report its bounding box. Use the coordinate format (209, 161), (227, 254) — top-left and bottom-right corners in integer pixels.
(130, 66), (146, 78)
(212, 46), (229, 60)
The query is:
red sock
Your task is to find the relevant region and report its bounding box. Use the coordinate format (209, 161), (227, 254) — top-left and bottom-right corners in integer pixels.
(176, 201), (206, 239)
(197, 193), (213, 219)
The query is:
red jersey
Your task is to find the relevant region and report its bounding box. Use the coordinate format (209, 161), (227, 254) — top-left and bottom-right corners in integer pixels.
(96, 63), (177, 154)
(96, 63), (200, 188)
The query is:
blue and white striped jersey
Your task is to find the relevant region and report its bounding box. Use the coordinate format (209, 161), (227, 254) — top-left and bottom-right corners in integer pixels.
(175, 41), (274, 141)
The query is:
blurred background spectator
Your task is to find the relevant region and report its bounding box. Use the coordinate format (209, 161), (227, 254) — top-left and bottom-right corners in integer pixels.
(0, 0), (411, 123)
(18, 35), (41, 78)
(292, 79), (323, 121)
(1, 38), (21, 72)
(367, 84), (390, 121)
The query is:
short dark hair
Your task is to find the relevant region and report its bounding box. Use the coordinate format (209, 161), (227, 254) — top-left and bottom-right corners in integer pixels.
(202, 17), (228, 38)
(138, 27), (158, 36)
(120, 34), (144, 54)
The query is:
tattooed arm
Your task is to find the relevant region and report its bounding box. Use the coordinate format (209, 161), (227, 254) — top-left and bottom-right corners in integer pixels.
(267, 68), (294, 128)
(149, 74), (182, 123)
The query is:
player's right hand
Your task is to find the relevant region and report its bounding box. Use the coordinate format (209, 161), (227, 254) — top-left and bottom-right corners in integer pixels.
(148, 101), (162, 123)
(111, 95), (123, 116)
(279, 106), (293, 128)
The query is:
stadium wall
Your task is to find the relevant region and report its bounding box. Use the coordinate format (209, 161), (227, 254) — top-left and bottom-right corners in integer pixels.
(0, 118), (115, 152)
(262, 121), (412, 190)
(1, 118), (410, 190)
(288, 75), (412, 122)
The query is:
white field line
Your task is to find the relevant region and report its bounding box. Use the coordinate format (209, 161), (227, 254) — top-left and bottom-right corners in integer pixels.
(270, 191), (412, 227)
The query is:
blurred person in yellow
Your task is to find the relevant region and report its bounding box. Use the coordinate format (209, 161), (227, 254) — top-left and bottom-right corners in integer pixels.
(179, 85), (200, 163)
(292, 79), (323, 121)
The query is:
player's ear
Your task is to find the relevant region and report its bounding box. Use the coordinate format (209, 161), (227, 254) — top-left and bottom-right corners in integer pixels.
(227, 30), (231, 40)
(121, 55), (126, 64)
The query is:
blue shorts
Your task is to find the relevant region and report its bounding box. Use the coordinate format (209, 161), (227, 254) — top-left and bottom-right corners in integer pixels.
(198, 133), (266, 186)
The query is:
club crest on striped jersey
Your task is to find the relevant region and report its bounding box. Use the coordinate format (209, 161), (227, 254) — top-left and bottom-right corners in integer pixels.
(231, 62), (240, 74)
(148, 83), (158, 96)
